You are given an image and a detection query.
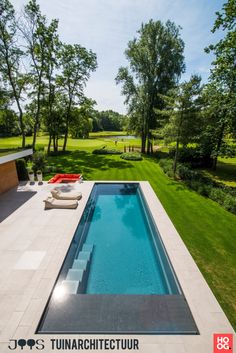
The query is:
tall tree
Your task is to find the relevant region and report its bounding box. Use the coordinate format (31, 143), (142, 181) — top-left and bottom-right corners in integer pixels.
(0, 0), (27, 147)
(21, 0), (59, 150)
(42, 92), (65, 153)
(116, 20), (185, 153)
(206, 0), (236, 90)
(158, 75), (203, 173)
(57, 44), (97, 151)
(200, 81), (235, 169)
(204, 0), (236, 169)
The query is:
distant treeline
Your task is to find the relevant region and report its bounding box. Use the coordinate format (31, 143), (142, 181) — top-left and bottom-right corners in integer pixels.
(0, 108), (127, 138)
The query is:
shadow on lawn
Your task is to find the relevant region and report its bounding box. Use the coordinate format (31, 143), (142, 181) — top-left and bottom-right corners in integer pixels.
(206, 161), (236, 186)
(47, 150), (133, 179)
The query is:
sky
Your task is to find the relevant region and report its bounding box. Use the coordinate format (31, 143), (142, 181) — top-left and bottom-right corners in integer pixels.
(12, 0), (225, 114)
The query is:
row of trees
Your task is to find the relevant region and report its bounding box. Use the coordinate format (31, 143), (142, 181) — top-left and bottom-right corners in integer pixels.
(116, 0), (236, 169)
(0, 0), (97, 152)
(68, 108), (126, 138)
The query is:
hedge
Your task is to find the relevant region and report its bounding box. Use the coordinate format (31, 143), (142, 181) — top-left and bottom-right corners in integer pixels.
(120, 152), (143, 161)
(92, 148), (122, 155)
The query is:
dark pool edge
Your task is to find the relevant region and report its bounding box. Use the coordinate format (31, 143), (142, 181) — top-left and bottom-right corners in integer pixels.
(37, 294), (199, 335)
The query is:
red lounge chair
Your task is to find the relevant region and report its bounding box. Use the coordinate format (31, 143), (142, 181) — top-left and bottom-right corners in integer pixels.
(48, 174), (82, 184)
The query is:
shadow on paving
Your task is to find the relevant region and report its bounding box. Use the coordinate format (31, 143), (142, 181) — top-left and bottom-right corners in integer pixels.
(47, 150), (134, 179)
(0, 184), (37, 223)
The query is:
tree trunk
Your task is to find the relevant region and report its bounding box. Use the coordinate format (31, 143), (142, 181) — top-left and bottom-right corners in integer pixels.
(3, 38), (26, 147)
(47, 133), (52, 155)
(147, 139), (151, 155)
(9, 80), (25, 148)
(173, 110), (183, 175)
(56, 135), (59, 151)
(63, 124), (68, 152)
(212, 122), (225, 170)
(32, 122), (38, 151)
(147, 132), (153, 155)
(173, 137), (180, 175)
(53, 133), (57, 152)
(141, 130), (146, 153)
(19, 110), (25, 148)
(47, 81), (56, 153)
(63, 99), (72, 152)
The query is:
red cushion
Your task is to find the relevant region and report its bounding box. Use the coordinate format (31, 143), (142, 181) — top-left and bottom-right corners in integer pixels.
(48, 174), (81, 183)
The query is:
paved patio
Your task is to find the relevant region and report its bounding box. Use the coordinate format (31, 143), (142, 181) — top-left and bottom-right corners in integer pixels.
(0, 181), (234, 352)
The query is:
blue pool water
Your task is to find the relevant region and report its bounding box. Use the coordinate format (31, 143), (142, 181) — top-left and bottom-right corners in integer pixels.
(85, 192), (167, 294)
(60, 183), (180, 295)
(42, 183), (180, 297)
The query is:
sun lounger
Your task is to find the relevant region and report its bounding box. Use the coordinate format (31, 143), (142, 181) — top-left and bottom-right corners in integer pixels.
(51, 188), (82, 200)
(43, 197), (78, 209)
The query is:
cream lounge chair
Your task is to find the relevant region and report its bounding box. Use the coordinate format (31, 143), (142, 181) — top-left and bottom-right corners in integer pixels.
(44, 197), (78, 209)
(51, 188), (82, 200)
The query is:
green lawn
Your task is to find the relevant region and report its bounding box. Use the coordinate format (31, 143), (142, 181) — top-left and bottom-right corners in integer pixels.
(0, 135), (236, 329)
(204, 157), (236, 187)
(0, 135), (140, 151)
(89, 131), (127, 137)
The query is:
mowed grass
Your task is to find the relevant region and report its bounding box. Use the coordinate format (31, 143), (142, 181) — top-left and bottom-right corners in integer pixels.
(0, 135), (236, 329)
(0, 135), (140, 151)
(205, 157), (236, 187)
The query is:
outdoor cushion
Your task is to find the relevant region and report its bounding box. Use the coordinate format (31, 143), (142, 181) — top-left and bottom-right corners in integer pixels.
(51, 188), (82, 200)
(43, 197), (78, 209)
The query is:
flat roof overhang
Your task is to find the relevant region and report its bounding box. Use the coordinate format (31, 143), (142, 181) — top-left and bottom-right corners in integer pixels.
(0, 149), (33, 165)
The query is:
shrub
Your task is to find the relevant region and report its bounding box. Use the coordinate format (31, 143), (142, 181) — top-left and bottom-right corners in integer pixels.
(44, 165), (57, 173)
(159, 159), (173, 173)
(120, 152), (142, 161)
(208, 188), (226, 205)
(35, 144), (45, 152)
(32, 151), (47, 173)
(24, 144), (33, 149)
(166, 170), (174, 178)
(93, 148), (122, 155)
(223, 194), (236, 213)
(196, 184), (212, 197)
(176, 164), (193, 180)
(16, 159), (28, 181)
(169, 146), (213, 168)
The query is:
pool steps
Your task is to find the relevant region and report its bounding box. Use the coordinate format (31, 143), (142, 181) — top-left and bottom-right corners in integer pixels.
(77, 251), (91, 261)
(82, 244), (94, 252)
(67, 269), (84, 281)
(61, 280), (79, 294)
(72, 259), (87, 270)
(61, 244), (93, 294)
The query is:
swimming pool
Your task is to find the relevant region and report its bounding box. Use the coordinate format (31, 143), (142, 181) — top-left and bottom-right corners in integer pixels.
(37, 183), (198, 334)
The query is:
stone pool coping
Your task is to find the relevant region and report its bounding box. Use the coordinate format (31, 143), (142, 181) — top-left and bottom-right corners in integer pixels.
(0, 181), (235, 353)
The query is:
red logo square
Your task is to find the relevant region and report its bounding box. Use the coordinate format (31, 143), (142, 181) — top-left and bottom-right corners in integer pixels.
(214, 334), (233, 353)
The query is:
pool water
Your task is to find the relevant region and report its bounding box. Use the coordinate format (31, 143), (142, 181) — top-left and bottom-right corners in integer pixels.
(61, 183), (180, 295)
(85, 190), (168, 294)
